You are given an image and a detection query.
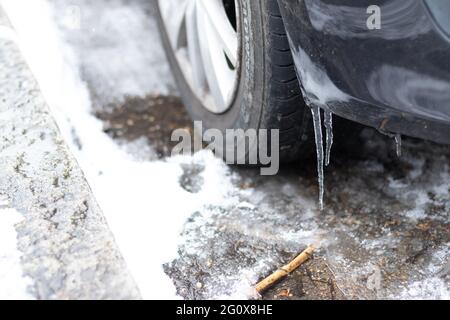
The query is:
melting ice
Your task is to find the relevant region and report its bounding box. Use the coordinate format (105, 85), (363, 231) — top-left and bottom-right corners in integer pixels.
(395, 134), (402, 157)
(324, 111), (333, 166)
(310, 106), (334, 210)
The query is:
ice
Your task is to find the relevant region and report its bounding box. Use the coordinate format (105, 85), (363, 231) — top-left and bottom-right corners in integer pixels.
(379, 129), (402, 158)
(310, 105), (325, 210)
(324, 110), (333, 166)
(310, 107), (333, 208)
(395, 134), (402, 157)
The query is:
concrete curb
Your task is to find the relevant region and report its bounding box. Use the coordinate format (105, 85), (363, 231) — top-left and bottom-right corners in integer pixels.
(0, 11), (141, 300)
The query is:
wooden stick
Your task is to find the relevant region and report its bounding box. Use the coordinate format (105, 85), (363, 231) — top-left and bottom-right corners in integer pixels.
(255, 245), (315, 294)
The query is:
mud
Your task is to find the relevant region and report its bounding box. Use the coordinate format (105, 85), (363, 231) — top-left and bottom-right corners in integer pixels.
(97, 95), (193, 158)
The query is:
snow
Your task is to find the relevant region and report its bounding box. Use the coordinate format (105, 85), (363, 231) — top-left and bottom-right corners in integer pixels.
(88, 150), (238, 299)
(2, 0), (242, 299)
(402, 278), (450, 300)
(397, 245), (450, 300)
(50, 0), (176, 111)
(0, 25), (17, 42)
(0, 196), (34, 300)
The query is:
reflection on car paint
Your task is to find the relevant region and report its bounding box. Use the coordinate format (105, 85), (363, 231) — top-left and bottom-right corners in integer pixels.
(368, 65), (450, 122)
(304, 0), (431, 40)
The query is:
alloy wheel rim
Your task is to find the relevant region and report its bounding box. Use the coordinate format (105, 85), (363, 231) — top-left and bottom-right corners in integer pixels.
(158, 0), (240, 114)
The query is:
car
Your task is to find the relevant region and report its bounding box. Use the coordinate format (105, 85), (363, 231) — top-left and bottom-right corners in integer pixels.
(156, 0), (450, 163)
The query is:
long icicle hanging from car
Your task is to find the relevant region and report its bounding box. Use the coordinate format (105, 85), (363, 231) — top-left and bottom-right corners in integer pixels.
(310, 105), (325, 210)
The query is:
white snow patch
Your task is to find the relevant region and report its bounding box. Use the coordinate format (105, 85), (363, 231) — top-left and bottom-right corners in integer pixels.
(397, 244), (450, 300)
(0, 25), (18, 42)
(402, 278), (450, 300)
(118, 137), (158, 162)
(212, 262), (268, 300)
(0, 196), (34, 300)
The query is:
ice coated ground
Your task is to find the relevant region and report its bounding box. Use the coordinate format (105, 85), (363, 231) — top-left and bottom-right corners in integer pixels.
(1, 0), (450, 299)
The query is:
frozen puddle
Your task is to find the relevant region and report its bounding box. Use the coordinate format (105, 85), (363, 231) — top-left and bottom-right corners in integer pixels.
(0, 196), (34, 300)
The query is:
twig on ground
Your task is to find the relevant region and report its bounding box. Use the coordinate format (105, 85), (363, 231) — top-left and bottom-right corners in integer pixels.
(324, 262), (347, 298)
(255, 245), (316, 295)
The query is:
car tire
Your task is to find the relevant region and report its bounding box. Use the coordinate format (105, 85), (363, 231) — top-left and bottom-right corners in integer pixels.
(156, 0), (312, 163)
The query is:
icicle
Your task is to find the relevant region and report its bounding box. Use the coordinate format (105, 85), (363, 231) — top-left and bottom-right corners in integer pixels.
(324, 111), (333, 166)
(310, 106), (325, 210)
(395, 134), (402, 157)
(378, 129), (403, 158)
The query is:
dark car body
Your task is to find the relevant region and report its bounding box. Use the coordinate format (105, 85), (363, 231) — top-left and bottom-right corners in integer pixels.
(277, 0), (450, 144)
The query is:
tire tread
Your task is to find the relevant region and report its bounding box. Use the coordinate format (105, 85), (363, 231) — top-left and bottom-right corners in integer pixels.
(263, 0), (311, 162)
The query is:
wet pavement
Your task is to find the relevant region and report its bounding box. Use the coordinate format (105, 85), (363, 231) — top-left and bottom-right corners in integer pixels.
(3, 0), (449, 299)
